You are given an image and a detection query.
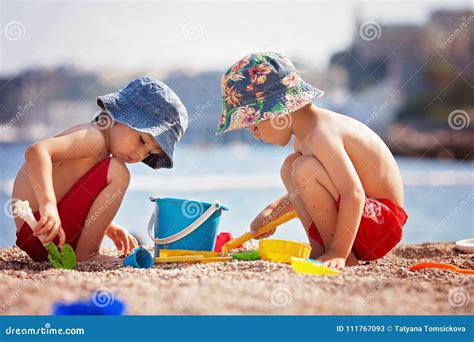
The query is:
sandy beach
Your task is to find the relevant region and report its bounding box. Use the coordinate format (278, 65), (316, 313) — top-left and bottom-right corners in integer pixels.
(0, 242), (472, 315)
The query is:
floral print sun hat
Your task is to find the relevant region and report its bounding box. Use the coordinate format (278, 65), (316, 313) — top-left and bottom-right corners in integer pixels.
(216, 52), (324, 135)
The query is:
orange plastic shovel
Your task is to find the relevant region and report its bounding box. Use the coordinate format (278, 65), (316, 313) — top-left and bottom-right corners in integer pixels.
(409, 262), (474, 275)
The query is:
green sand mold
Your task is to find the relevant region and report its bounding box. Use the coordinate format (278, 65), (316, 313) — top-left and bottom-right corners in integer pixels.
(232, 250), (260, 261)
(45, 243), (77, 269)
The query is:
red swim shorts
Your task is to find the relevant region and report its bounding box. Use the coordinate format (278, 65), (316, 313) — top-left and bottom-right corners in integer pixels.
(16, 157), (113, 262)
(308, 196), (408, 261)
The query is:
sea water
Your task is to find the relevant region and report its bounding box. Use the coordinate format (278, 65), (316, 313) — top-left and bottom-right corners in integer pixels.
(0, 143), (472, 247)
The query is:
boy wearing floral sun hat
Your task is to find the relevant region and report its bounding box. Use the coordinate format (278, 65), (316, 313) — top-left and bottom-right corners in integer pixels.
(216, 52), (408, 269)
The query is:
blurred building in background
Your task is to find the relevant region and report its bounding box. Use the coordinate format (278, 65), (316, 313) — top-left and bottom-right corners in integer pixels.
(0, 9), (472, 159)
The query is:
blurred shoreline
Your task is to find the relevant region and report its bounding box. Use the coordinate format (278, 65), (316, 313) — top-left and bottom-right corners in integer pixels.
(387, 122), (474, 160)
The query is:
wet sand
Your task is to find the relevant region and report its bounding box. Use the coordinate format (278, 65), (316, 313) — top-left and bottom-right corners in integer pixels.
(0, 243), (472, 315)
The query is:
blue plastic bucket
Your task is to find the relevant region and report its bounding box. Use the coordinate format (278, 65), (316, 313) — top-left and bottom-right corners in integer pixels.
(147, 197), (229, 257)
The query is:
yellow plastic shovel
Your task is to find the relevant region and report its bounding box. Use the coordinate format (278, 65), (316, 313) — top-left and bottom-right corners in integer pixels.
(155, 250), (231, 263)
(221, 211), (298, 255)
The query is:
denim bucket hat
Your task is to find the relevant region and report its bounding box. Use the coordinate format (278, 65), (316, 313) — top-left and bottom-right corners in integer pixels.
(97, 77), (188, 169)
(216, 52), (324, 135)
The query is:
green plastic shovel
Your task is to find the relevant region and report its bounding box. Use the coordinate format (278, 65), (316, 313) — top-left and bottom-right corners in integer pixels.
(14, 200), (76, 269)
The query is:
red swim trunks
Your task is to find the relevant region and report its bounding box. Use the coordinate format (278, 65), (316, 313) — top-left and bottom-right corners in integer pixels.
(308, 196), (408, 261)
(16, 157), (113, 262)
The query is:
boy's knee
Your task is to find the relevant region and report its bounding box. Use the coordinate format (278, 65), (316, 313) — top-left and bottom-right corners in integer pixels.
(280, 152), (302, 181)
(108, 157), (131, 186)
(291, 156), (323, 186)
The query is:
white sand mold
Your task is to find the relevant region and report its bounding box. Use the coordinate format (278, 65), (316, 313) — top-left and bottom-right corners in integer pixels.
(12, 200), (48, 245)
(455, 238), (474, 253)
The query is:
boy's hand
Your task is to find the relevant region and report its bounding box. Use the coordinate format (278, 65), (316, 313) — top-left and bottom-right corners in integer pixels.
(106, 225), (138, 256)
(250, 208), (277, 239)
(317, 253), (346, 270)
(34, 202), (66, 248)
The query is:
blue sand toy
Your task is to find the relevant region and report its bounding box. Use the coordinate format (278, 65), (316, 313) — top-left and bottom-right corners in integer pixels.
(53, 295), (126, 315)
(123, 246), (154, 269)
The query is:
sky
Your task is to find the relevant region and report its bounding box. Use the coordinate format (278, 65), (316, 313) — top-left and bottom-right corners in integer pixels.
(0, 0), (472, 76)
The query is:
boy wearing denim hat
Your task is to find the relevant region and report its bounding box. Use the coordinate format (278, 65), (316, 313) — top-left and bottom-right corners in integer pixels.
(217, 52), (407, 269)
(13, 77), (188, 263)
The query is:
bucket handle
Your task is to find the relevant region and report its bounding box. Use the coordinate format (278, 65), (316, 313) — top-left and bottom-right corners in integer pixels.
(147, 198), (222, 245)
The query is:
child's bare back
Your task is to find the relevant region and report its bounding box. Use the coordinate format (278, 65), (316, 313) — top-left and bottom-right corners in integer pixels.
(293, 106), (404, 207)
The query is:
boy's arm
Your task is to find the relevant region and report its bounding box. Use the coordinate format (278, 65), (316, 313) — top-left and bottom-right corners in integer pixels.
(24, 127), (106, 245)
(265, 194), (295, 217)
(309, 134), (365, 260)
(105, 221), (139, 256)
(25, 127), (105, 208)
(250, 194), (295, 236)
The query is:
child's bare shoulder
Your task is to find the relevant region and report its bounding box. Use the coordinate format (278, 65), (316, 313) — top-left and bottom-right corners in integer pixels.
(312, 108), (381, 146)
(54, 122), (99, 138)
(310, 108), (404, 202)
(37, 123), (108, 161)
